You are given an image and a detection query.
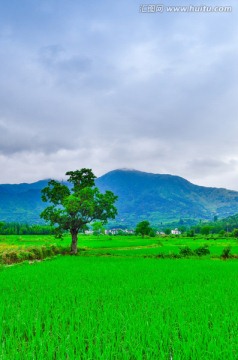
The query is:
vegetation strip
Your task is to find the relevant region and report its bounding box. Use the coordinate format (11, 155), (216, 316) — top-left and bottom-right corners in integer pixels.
(1, 233), (238, 265)
(0, 245), (69, 265)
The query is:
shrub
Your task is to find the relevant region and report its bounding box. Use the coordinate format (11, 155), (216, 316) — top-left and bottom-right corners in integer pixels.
(50, 245), (61, 254)
(221, 246), (232, 259)
(41, 246), (54, 258)
(194, 245), (210, 256)
(187, 230), (195, 237)
(27, 252), (36, 260)
(0, 244), (69, 265)
(2, 251), (19, 264)
(232, 229), (238, 238)
(16, 251), (31, 261)
(179, 246), (194, 257)
(149, 229), (156, 237)
(29, 247), (43, 259)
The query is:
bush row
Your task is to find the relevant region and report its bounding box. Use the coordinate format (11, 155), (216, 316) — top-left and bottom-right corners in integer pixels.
(0, 245), (69, 265)
(153, 245), (237, 259)
(179, 245), (210, 257)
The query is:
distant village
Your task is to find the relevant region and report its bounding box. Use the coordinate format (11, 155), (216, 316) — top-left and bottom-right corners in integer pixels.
(85, 228), (182, 236)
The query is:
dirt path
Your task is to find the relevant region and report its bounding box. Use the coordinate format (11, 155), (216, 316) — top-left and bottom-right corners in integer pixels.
(86, 243), (162, 251)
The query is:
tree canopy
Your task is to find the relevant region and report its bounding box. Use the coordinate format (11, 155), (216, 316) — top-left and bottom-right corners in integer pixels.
(40, 168), (118, 254)
(135, 220), (153, 238)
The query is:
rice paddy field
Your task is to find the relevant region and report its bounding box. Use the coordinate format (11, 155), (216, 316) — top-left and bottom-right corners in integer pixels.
(0, 235), (238, 359)
(1, 233), (238, 258)
(0, 257), (238, 359)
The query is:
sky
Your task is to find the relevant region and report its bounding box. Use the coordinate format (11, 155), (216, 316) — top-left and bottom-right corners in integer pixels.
(0, 0), (237, 189)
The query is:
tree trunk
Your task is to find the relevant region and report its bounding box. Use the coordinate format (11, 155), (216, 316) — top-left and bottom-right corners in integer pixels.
(70, 230), (78, 255)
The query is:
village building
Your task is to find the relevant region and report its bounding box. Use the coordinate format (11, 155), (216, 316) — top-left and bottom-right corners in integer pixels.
(171, 228), (181, 235)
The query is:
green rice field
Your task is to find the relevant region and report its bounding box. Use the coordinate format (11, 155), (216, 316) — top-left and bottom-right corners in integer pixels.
(0, 235), (238, 359)
(1, 233), (238, 258)
(0, 256), (238, 359)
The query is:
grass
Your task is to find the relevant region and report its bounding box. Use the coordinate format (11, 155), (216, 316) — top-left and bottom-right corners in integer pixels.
(0, 234), (238, 265)
(1, 234), (238, 259)
(0, 256), (237, 359)
(0, 235), (238, 358)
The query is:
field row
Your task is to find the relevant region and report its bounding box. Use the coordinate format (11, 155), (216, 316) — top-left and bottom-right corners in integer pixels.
(0, 256), (237, 359)
(0, 235), (238, 264)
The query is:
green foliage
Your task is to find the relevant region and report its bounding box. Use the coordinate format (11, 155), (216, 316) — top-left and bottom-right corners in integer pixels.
(41, 169), (118, 254)
(232, 229), (238, 238)
(187, 229), (195, 237)
(221, 246), (232, 259)
(92, 221), (105, 236)
(194, 245), (210, 256)
(179, 245), (210, 257)
(0, 245), (65, 265)
(200, 226), (211, 235)
(193, 213), (238, 235)
(179, 246), (194, 257)
(0, 222), (54, 235)
(149, 229), (156, 237)
(135, 221), (152, 238)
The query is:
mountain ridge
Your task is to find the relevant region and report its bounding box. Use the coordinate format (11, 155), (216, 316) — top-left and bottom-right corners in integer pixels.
(96, 169), (238, 226)
(0, 169), (238, 225)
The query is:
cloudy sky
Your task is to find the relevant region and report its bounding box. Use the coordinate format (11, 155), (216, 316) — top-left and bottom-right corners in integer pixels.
(0, 0), (237, 189)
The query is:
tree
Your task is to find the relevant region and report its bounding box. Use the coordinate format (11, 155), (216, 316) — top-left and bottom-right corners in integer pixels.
(221, 246), (231, 259)
(149, 228), (156, 237)
(0, 222), (5, 231)
(200, 225), (211, 236)
(40, 169), (118, 254)
(232, 228), (238, 238)
(92, 221), (105, 236)
(135, 220), (152, 238)
(187, 229), (195, 237)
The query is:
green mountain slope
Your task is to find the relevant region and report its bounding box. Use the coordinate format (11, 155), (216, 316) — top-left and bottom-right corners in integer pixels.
(0, 180), (50, 223)
(0, 169), (238, 225)
(96, 169), (238, 226)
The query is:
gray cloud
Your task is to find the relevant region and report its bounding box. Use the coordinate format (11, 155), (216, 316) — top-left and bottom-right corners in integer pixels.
(0, 0), (237, 189)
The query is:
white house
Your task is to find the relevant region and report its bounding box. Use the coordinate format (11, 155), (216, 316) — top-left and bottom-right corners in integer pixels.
(105, 229), (135, 235)
(84, 230), (94, 235)
(171, 228), (181, 235)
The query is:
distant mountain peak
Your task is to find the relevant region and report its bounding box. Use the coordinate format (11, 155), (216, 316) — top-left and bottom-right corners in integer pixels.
(112, 168), (141, 173)
(108, 168), (159, 176)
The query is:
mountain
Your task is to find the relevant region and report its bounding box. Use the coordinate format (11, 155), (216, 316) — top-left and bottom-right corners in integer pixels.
(96, 169), (238, 226)
(0, 180), (50, 223)
(1, 169), (238, 226)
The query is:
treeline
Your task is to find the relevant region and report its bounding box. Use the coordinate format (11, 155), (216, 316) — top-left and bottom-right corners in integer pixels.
(161, 224), (238, 237)
(0, 222), (54, 235)
(188, 214), (238, 236)
(186, 225), (238, 237)
(159, 213), (238, 236)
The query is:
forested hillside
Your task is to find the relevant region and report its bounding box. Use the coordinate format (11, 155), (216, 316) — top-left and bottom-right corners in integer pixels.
(1, 169), (238, 226)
